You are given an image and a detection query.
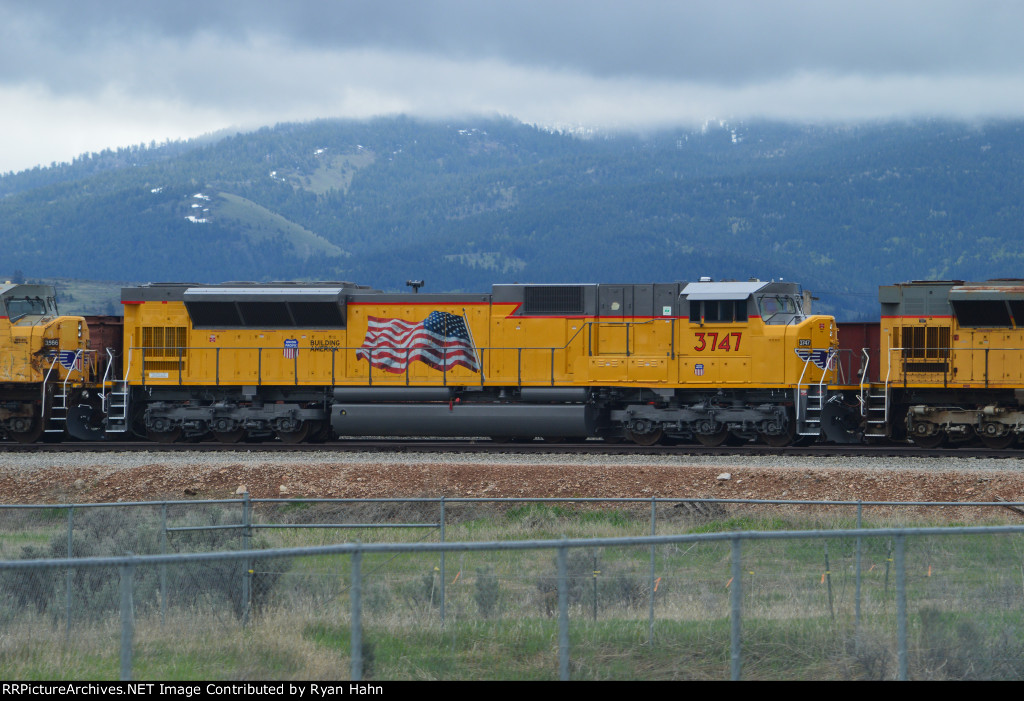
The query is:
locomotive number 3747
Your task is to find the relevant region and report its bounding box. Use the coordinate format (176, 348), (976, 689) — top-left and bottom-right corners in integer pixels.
(693, 332), (742, 352)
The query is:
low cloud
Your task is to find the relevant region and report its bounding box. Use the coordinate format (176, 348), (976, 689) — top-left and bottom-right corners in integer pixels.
(3, 1), (1024, 172)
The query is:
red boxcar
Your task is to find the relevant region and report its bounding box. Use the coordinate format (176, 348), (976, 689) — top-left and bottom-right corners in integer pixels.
(84, 315), (124, 380)
(835, 321), (881, 384)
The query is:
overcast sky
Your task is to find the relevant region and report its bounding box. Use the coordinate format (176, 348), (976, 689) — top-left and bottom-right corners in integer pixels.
(3, 0), (1024, 174)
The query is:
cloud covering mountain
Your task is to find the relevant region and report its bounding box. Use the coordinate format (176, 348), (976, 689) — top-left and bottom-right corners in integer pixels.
(3, 1), (1024, 173)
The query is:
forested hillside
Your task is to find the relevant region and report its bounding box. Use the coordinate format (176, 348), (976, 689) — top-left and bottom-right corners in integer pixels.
(2, 117), (1023, 319)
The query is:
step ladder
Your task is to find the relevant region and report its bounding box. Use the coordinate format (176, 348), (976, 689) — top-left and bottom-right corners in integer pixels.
(795, 347), (837, 438)
(46, 385), (69, 433)
(861, 385), (889, 438)
(42, 351), (85, 433)
(858, 349), (890, 439)
(797, 383), (825, 437)
(102, 348), (130, 433)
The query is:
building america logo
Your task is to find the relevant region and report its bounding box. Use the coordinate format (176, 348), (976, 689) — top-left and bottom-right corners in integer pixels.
(794, 348), (833, 370)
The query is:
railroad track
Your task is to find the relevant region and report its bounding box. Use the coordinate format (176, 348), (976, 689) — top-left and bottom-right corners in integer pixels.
(2, 438), (1022, 460)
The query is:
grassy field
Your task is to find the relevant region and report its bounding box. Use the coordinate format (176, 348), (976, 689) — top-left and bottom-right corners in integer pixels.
(1, 503), (1023, 680)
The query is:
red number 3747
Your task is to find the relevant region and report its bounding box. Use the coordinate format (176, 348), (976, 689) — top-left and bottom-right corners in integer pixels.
(694, 332), (742, 352)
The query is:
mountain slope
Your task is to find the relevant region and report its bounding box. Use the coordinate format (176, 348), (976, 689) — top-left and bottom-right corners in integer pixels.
(2, 117), (1023, 319)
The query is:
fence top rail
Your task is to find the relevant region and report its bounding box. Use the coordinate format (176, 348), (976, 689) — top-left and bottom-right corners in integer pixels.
(4, 524), (1024, 570)
(166, 523), (440, 532)
(2, 496), (1024, 510)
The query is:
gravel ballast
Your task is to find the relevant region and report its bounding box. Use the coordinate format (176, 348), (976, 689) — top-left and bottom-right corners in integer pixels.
(3, 450), (1024, 515)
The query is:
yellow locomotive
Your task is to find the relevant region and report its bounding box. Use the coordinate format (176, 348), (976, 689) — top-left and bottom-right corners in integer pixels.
(863, 279), (1024, 448)
(0, 283), (97, 442)
(68, 278), (841, 445)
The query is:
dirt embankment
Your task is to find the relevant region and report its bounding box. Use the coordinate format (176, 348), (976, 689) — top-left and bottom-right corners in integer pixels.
(2, 456), (1024, 523)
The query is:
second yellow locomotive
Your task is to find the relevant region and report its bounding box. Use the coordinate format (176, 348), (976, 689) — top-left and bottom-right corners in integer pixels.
(863, 279), (1024, 448)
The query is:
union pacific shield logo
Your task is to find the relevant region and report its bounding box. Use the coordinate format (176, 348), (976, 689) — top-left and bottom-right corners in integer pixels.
(795, 348), (832, 370)
(694, 363), (705, 376)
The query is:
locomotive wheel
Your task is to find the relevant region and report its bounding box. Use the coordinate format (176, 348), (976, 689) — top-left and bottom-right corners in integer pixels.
(276, 422), (310, 444)
(148, 428), (182, 444)
(213, 429), (247, 444)
(760, 431), (793, 448)
(911, 432), (946, 449)
(760, 422), (796, 448)
(9, 420), (44, 444)
(695, 428), (729, 447)
(979, 433), (1017, 450)
(626, 428), (663, 446)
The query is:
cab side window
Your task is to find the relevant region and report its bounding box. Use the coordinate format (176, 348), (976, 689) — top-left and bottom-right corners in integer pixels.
(690, 300), (748, 323)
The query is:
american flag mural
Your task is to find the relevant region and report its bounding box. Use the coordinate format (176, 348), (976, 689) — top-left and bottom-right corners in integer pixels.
(356, 311), (480, 374)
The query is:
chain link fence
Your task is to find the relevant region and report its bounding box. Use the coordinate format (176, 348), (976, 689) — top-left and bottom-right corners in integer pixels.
(1, 497), (1024, 680)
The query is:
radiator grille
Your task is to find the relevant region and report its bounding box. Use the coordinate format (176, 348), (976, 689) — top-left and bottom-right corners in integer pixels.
(523, 286), (584, 314)
(900, 325), (950, 373)
(137, 327), (188, 373)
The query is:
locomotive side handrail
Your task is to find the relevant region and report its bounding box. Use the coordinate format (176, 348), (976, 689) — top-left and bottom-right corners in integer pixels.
(40, 355), (60, 423)
(886, 344), (1024, 389)
(124, 313), (824, 392)
(124, 321), (676, 390)
(858, 348), (871, 387)
(884, 352), (892, 428)
(102, 347), (119, 410)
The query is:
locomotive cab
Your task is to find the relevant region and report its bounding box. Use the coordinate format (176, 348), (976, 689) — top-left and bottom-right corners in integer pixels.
(618, 279), (844, 446)
(0, 283), (97, 441)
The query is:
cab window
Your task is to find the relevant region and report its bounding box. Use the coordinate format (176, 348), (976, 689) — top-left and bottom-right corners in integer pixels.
(758, 295), (801, 324)
(4, 297), (47, 321)
(689, 300), (748, 323)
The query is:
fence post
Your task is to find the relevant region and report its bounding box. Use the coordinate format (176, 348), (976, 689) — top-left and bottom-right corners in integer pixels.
(439, 497), (446, 626)
(855, 501), (863, 629)
(896, 534), (908, 681)
(885, 539), (893, 597)
(730, 536), (742, 681)
(824, 541), (835, 621)
(65, 506), (73, 639)
(351, 547), (363, 681)
(242, 491), (251, 627)
(160, 502), (168, 627)
(120, 555), (135, 681)
(557, 543), (569, 681)
(648, 497), (656, 646)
